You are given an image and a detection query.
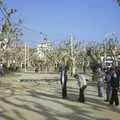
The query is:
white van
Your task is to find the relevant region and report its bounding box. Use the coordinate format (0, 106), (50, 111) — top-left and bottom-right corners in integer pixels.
(101, 56), (113, 69)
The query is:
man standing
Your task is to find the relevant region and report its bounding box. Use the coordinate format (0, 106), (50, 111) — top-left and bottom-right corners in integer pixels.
(109, 68), (119, 106)
(104, 70), (112, 102)
(74, 74), (87, 103)
(60, 64), (68, 99)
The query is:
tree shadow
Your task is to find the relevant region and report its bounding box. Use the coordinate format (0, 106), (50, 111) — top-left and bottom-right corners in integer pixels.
(1, 90), (95, 120)
(19, 78), (59, 82)
(10, 87), (117, 120)
(111, 107), (120, 113)
(0, 78), (119, 120)
(12, 109), (26, 120)
(0, 114), (16, 120)
(0, 105), (6, 114)
(15, 92), (97, 120)
(1, 97), (58, 120)
(27, 90), (110, 119)
(85, 97), (110, 111)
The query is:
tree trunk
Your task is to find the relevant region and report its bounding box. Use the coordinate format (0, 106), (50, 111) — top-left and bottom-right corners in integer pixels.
(72, 58), (76, 75)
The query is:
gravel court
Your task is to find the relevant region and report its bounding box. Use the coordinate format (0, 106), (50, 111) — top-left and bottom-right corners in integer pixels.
(0, 73), (120, 120)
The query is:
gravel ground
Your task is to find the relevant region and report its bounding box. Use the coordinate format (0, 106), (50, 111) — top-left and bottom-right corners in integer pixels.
(0, 72), (120, 120)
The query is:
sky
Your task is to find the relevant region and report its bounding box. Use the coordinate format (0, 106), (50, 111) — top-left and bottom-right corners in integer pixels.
(3, 0), (120, 47)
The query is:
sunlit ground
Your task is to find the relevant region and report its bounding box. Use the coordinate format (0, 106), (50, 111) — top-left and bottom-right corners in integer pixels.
(0, 72), (120, 120)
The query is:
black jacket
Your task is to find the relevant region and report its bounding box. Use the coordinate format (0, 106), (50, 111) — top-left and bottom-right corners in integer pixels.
(110, 72), (119, 89)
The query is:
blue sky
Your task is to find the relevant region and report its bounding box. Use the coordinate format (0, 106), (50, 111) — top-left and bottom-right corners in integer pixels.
(4, 0), (120, 47)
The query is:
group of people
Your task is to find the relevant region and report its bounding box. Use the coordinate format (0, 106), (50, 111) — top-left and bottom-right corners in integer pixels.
(59, 64), (120, 106)
(97, 67), (120, 106)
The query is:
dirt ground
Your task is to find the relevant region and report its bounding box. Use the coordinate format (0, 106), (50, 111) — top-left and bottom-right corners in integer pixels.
(0, 72), (120, 120)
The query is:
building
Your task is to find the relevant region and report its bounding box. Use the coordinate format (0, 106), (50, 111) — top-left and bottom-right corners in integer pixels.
(37, 37), (52, 60)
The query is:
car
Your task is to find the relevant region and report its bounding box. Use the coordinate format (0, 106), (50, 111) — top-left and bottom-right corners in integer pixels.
(101, 56), (113, 69)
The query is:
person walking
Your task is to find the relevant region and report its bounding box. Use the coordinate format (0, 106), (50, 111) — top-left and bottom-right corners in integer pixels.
(74, 74), (87, 103)
(109, 68), (119, 106)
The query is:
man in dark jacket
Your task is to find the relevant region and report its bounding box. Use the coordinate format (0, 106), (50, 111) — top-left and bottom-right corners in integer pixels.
(109, 68), (119, 106)
(60, 64), (68, 99)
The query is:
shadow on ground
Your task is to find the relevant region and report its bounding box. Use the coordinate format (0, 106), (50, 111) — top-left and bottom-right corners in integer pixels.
(0, 78), (119, 120)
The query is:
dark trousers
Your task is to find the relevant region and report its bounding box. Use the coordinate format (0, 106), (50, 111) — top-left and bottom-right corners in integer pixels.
(106, 86), (112, 101)
(98, 86), (104, 97)
(60, 72), (62, 85)
(110, 88), (119, 106)
(79, 86), (86, 103)
(62, 82), (67, 98)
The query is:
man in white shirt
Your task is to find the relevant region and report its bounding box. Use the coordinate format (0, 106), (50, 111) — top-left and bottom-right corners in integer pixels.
(74, 74), (87, 103)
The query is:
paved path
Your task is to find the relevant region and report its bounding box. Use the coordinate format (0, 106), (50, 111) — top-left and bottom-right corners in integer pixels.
(0, 72), (120, 120)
